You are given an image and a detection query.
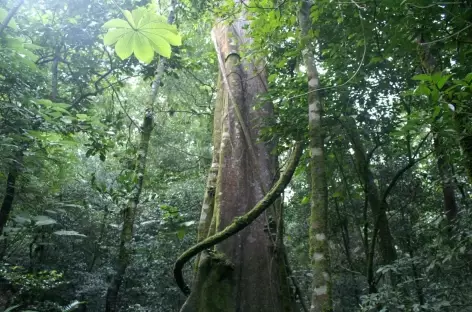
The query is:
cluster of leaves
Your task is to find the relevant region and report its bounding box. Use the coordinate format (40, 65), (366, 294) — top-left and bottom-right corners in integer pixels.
(103, 6), (182, 62)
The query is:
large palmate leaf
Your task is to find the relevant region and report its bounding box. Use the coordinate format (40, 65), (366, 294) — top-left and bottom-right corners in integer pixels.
(103, 6), (181, 63)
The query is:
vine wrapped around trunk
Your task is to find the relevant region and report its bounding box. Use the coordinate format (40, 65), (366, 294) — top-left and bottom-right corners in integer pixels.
(176, 10), (298, 311)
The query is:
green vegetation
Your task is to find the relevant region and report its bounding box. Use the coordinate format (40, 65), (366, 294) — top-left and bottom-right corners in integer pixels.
(1, 0), (472, 311)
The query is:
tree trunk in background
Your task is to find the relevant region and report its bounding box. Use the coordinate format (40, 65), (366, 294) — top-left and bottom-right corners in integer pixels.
(0, 150), (23, 237)
(0, 0), (25, 36)
(416, 35), (460, 221)
(454, 101), (472, 184)
(344, 118), (397, 264)
(180, 14), (294, 312)
(104, 3), (177, 310)
(299, 1), (332, 311)
(104, 112), (153, 312)
(0, 168), (19, 236)
(343, 117), (397, 292)
(434, 134), (458, 222)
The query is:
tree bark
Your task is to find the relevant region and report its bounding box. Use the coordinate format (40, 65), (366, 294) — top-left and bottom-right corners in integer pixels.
(0, 170), (19, 236)
(0, 0), (25, 36)
(104, 112), (153, 312)
(434, 134), (458, 222)
(178, 13), (296, 312)
(416, 35), (460, 221)
(454, 100), (472, 184)
(299, 1), (332, 311)
(0, 151), (23, 236)
(344, 118), (397, 264)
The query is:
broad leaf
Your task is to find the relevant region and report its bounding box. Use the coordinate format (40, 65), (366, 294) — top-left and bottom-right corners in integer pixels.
(412, 74), (432, 81)
(35, 215), (57, 226)
(53, 230), (86, 237)
(102, 6), (181, 62)
(115, 32), (134, 60)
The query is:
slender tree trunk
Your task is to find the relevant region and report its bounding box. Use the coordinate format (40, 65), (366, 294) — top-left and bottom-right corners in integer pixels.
(0, 151), (23, 236)
(51, 43), (62, 101)
(416, 35), (460, 221)
(344, 117), (397, 264)
(342, 117), (396, 293)
(104, 3), (176, 310)
(299, 1), (332, 311)
(434, 134), (458, 222)
(0, 0), (25, 36)
(104, 112), (153, 312)
(89, 207), (109, 272)
(0, 169), (19, 235)
(179, 12), (295, 312)
(454, 103), (472, 184)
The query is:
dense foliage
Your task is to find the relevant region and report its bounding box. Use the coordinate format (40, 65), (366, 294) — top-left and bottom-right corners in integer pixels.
(1, 0), (471, 311)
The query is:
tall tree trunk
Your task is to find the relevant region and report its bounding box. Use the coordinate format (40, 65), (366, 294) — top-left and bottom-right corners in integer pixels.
(179, 13), (295, 312)
(299, 1), (332, 311)
(104, 3), (176, 310)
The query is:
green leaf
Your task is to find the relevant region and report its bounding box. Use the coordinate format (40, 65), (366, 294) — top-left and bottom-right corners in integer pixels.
(148, 28), (181, 46)
(412, 74), (432, 81)
(177, 228), (186, 240)
(24, 43), (43, 50)
(115, 32), (135, 60)
(103, 18), (131, 29)
(35, 216), (57, 226)
(132, 7), (147, 27)
(431, 72), (442, 84)
(464, 72), (472, 83)
(121, 10), (136, 28)
(53, 230), (86, 237)
(414, 83), (431, 96)
(301, 196), (310, 205)
(437, 74), (451, 90)
(37, 99), (53, 106)
(133, 33), (154, 64)
(103, 6), (181, 61)
(268, 73), (277, 83)
(104, 28), (131, 45)
(146, 32), (172, 58)
(432, 105), (441, 119)
(4, 37), (23, 49)
(76, 113), (88, 120)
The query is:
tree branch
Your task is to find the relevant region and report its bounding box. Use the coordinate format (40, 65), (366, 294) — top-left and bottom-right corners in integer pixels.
(0, 0), (24, 36)
(381, 132), (432, 203)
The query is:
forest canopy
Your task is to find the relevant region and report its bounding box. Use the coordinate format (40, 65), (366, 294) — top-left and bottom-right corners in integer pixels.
(1, 0), (472, 311)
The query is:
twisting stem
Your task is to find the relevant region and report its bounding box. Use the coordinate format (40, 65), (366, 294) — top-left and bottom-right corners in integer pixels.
(174, 142), (304, 295)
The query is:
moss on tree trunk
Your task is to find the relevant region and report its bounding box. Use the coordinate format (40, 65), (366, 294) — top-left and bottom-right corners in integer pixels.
(176, 10), (297, 312)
